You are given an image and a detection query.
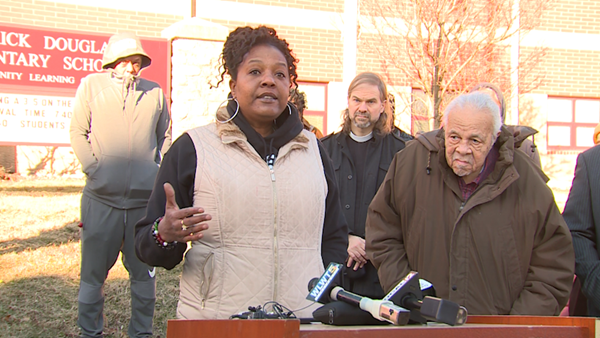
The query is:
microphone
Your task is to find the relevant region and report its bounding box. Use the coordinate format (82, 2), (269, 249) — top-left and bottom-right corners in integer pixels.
(307, 262), (410, 325)
(307, 277), (320, 294)
(306, 262), (344, 304)
(383, 271), (468, 326)
(330, 286), (410, 326)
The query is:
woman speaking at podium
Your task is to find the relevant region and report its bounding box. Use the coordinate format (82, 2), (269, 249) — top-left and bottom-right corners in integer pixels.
(134, 25), (348, 319)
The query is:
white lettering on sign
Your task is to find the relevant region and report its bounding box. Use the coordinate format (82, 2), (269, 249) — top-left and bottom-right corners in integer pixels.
(0, 93), (74, 145)
(43, 36), (105, 54)
(0, 71), (22, 80)
(0, 51), (50, 68)
(29, 73), (75, 84)
(0, 25), (166, 94)
(0, 31), (31, 48)
(63, 56), (103, 72)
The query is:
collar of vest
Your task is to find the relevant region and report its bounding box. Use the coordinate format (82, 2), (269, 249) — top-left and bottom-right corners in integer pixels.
(215, 106), (310, 147)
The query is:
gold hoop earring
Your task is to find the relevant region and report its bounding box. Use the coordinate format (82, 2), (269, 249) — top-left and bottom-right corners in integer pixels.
(216, 98), (239, 124)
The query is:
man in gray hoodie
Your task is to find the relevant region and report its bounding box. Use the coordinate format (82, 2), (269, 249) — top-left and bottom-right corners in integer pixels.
(70, 32), (171, 338)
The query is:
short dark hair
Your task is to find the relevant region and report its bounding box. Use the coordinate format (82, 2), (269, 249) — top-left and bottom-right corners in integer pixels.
(289, 90), (307, 114)
(216, 26), (299, 90)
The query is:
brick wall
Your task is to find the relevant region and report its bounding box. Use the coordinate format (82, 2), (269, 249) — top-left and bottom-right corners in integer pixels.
(207, 19), (344, 83)
(359, 0), (412, 16)
(4, 0), (599, 99)
(226, 0), (345, 13)
(358, 0), (600, 101)
(357, 32), (410, 87)
(357, 32), (514, 95)
(527, 1), (600, 97)
(540, 0), (600, 34)
(1, 0), (183, 38)
(526, 46), (600, 97)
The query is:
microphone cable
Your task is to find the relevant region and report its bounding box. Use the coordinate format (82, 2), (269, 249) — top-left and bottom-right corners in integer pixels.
(263, 300), (319, 319)
(229, 300), (318, 320)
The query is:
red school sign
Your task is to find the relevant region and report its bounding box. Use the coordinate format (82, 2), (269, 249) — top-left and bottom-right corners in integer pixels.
(0, 23), (169, 146)
(0, 23), (168, 95)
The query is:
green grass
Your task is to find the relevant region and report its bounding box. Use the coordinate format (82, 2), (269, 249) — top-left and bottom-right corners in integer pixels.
(0, 178), (181, 338)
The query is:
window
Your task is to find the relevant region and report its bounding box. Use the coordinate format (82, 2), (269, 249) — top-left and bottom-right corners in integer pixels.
(547, 97), (599, 151)
(297, 82), (328, 135)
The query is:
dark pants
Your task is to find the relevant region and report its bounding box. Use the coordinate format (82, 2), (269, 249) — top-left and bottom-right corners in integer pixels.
(77, 195), (155, 338)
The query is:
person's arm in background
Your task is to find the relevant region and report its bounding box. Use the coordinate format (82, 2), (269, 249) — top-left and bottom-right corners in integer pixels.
(318, 141), (349, 267)
(69, 77), (98, 174)
(563, 152), (600, 311)
(156, 90), (172, 162)
(135, 134), (196, 269)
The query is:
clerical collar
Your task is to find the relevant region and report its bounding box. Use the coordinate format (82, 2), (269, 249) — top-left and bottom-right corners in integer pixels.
(349, 131), (373, 142)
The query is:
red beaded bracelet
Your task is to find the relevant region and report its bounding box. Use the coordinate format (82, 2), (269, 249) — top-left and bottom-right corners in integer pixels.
(152, 217), (177, 249)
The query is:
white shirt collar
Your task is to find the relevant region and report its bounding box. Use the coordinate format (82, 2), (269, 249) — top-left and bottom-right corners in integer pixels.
(349, 131), (373, 142)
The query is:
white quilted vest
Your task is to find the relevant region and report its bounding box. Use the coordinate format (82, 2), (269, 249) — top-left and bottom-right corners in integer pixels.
(177, 121), (327, 319)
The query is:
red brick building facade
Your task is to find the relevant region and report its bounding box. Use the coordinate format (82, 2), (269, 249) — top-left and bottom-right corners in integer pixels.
(2, 0), (598, 205)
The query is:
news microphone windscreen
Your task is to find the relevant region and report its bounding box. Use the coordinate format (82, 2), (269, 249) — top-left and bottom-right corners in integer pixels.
(420, 297), (467, 326)
(383, 271), (427, 324)
(308, 278), (319, 292)
(383, 271), (421, 304)
(306, 262), (343, 304)
(312, 301), (389, 326)
(420, 279), (436, 297)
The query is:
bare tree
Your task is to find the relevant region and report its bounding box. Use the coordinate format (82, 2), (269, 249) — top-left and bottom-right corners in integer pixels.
(360, 0), (550, 129)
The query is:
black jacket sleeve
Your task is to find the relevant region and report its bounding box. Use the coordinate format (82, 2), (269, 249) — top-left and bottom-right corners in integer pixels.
(135, 133), (197, 269)
(318, 140), (349, 267)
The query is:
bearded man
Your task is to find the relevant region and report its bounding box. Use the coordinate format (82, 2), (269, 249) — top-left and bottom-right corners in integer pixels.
(366, 91), (573, 315)
(321, 72), (405, 299)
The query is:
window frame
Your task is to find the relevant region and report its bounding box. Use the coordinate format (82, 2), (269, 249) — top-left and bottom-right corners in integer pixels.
(297, 81), (328, 135)
(546, 96), (599, 152)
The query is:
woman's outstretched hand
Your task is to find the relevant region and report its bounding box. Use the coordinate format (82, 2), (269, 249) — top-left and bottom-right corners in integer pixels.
(157, 182), (211, 243)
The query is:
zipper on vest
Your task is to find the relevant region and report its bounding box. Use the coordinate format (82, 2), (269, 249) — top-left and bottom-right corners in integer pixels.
(199, 252), (214, 309)
(459, 201), (466, 212)
(271, 168), (279, 301)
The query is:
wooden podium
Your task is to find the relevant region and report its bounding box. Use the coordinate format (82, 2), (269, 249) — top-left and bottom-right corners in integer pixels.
(166, 319), (300, 338)
(167, 316), (596, 338)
